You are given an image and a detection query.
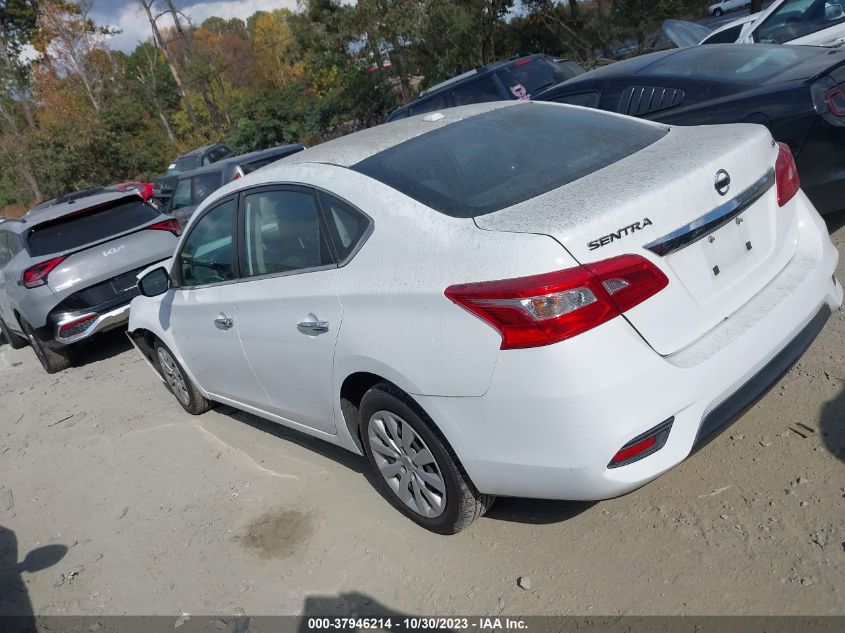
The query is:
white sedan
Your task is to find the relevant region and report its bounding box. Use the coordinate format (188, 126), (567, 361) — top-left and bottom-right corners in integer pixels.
(709, 0), (750, 16)
(128, 102), (842, 534)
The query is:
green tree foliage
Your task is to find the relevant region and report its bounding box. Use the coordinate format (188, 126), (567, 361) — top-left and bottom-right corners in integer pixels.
(0, 0), (712, 209)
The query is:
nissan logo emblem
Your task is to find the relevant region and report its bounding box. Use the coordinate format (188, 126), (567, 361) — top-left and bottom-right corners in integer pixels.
(714, 169), (731, 196)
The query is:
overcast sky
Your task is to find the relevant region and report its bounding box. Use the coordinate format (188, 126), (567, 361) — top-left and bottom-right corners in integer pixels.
(90, 0), (300, 53)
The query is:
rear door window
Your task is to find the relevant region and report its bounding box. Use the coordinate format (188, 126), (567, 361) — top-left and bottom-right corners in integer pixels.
(171, 179), (192, 210)
(26, 200), (161, 257)
(242, 189), (335, 277)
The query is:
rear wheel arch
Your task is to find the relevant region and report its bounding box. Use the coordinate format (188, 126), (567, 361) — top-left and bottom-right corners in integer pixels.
(340, 373), (478, 490)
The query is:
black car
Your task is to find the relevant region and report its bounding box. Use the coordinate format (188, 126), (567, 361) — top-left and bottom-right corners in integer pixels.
(535, 44), (845, 214)
(386, 53), (584, 122)
(153, 143), (232, 205)
(167, 143), (305, 223)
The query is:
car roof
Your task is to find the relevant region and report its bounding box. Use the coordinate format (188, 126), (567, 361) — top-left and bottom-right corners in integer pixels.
(7, 191), (143, 233)
(547, 44), (839, 94)
(219, 143), (305, 166)
(177, 143), (227, 158)
(282, 101), (517, 168)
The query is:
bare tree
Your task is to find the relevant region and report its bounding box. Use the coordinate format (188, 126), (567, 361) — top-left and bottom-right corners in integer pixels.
(38, 0), (108, 112)
(138, 0), (198, 129)
(136, 46), (176, 141)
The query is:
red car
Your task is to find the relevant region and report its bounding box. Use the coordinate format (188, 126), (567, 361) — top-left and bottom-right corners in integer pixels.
(109, 181), (154, 201)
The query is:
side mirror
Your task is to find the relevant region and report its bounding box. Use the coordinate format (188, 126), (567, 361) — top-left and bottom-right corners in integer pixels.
(138, 267), (171, 297)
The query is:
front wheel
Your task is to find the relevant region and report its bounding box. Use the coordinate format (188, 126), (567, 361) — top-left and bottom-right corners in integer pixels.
(360, 382), (494, 534)
(154, 341), (214, 415)
(22, 320), (71, 374)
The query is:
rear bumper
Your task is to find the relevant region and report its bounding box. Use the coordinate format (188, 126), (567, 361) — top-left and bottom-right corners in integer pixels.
(53, 303), (131, 345)
(415, 195), (842, 500)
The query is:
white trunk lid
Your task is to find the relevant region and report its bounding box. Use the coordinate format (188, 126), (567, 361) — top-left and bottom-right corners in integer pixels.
(475, 123), (799, 355)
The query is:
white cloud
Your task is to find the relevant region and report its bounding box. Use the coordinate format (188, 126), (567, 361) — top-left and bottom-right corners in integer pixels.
(99, 0), (299, 53)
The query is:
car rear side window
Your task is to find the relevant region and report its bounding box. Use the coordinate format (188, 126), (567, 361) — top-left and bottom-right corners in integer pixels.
(193, 173), (222, 205)
(179, 198), (236, 287)
(550, 91), (601, 108)
(26, 200), (161, 257)
(495, 57), (569, 99)
(242, 189), (335, 278)
(317, 191), (371, 262)
(409, 92), (448, 116)
(352, 103), (666, 218)
(451, 76), (503, 106)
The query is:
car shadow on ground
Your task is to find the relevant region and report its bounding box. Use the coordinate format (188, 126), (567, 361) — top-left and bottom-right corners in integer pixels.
(819, 382), (844, 464)
(68, 328), (133, 366)
(0, 525), (66, 631)
(214, 403), (593, 527)
(824, 208), (845, 233)
(213, 404), (369, 476)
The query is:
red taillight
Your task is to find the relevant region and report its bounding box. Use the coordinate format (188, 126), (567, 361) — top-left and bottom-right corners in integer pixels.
(22, 256), (67, 289)
(444, 254), (668, 350)
(514, 56), (534, 66)
(775, 142), (800, 207)
(825, 85), (845, 116)
(148, 218), (182, 236)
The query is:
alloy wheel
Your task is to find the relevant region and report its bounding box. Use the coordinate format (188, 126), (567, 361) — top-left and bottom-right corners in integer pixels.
(367, 410), (447, 518)
(157, 346), (191, 406)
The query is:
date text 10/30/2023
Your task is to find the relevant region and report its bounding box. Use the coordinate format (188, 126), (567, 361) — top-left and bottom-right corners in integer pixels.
(306, 617), (529, 630)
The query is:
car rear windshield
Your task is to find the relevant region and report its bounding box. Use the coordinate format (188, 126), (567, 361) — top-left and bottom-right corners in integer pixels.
(352, 104), (666, 218)
(26, 199), (161, 256)
(646, 44), (820, 84)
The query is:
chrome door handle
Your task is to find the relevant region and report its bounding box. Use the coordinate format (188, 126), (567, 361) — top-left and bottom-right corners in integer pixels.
(297, 318), (329, 334)
(214, 315), (234, 330)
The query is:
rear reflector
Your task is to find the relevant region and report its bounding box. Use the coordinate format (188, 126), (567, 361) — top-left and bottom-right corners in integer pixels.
(445, 254), (668, 349)
(58, 313), (97, 338)
(22, 256), (67, 289)
(148, 218), (182, 235)
(775, 142), (800, 207)
(608, 418), (674, 468)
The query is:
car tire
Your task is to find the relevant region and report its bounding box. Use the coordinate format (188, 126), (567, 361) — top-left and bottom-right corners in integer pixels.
(0, 317), (28, 350)
(713, 8), (723, 16)
(21, 319), (72, 374)
(359, 382), (494, 534)
(153, 341), (213, 415)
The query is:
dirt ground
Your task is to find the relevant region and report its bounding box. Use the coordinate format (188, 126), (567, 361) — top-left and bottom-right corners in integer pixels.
(1, 213), (844, 618)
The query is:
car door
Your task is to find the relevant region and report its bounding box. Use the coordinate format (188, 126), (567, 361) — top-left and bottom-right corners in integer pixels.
(168, 196), (268, 407)
(232, 186), (343, 434)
